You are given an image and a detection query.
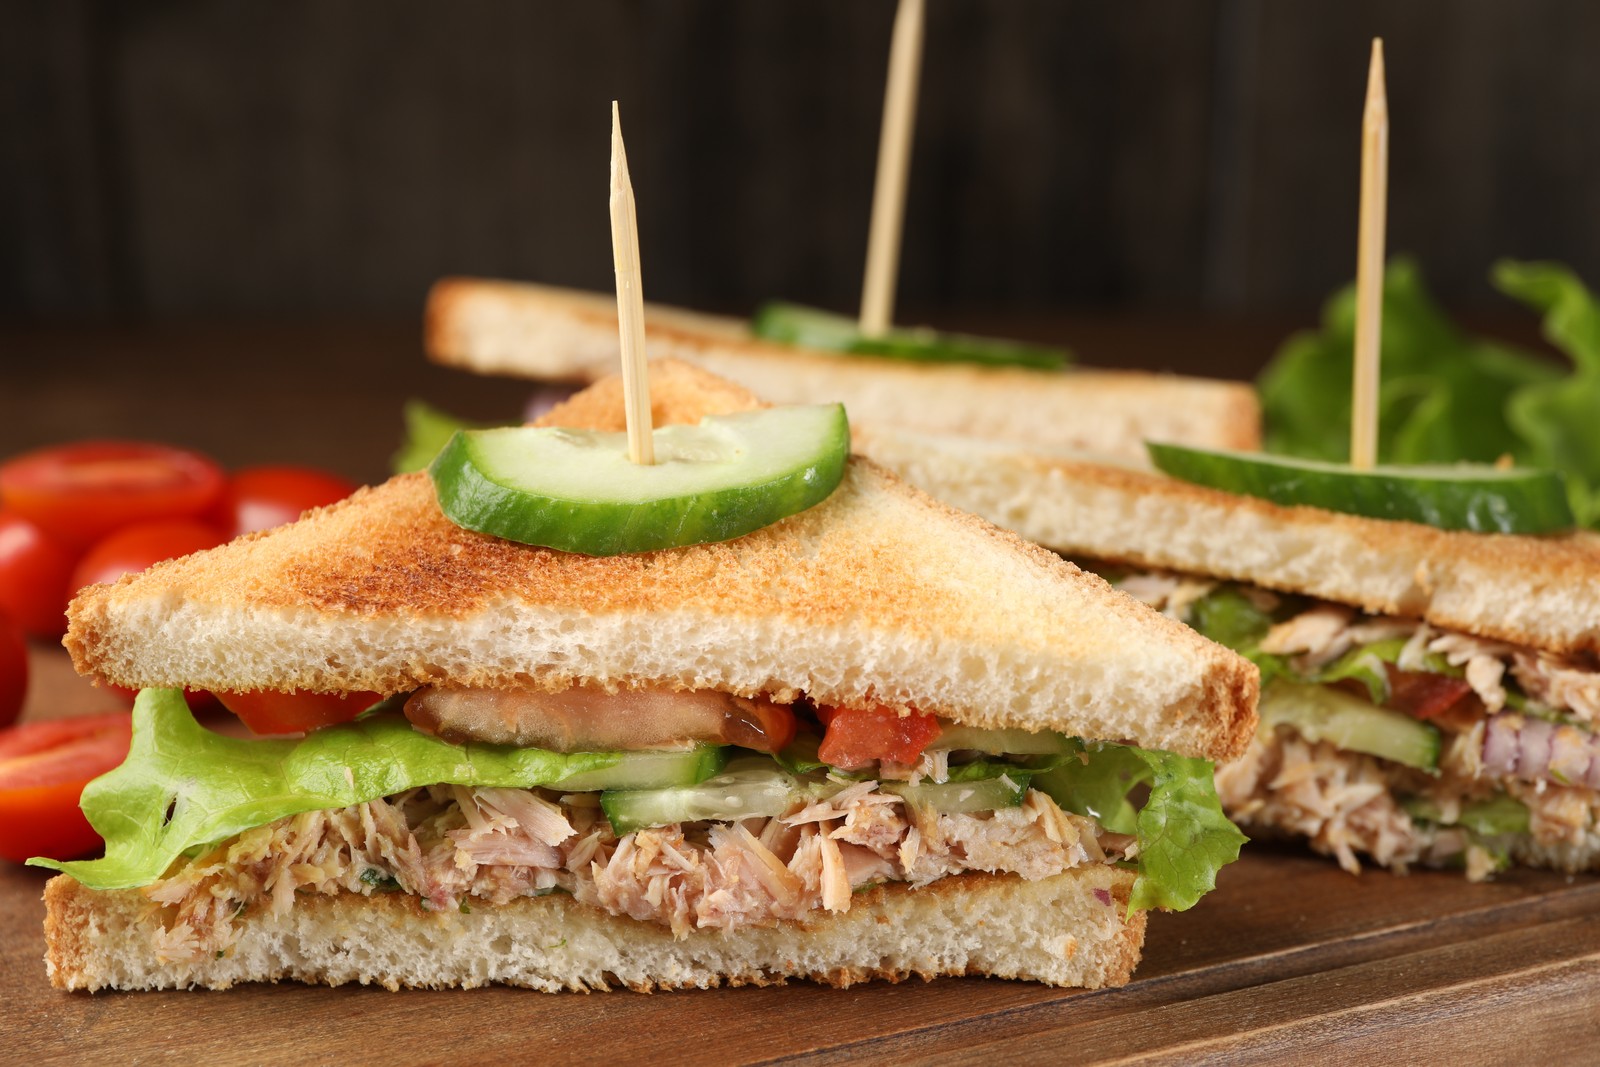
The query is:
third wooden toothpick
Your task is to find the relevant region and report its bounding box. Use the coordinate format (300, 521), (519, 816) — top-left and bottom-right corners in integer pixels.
(1350, 39), (1389, 470)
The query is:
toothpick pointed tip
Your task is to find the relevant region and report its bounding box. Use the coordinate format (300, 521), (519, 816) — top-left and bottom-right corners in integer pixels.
(1367, 39), (1387, 95)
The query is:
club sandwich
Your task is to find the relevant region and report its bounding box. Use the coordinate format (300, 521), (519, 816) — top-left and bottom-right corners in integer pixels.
(38, 360), (1256, 993)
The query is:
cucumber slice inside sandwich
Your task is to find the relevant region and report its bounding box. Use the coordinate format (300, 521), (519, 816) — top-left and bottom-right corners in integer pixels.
(751, 302), (1071, 371)
(1147, 443), (1574, 534)
(430, 405), (849, 554)
(1260, 682), (1441, 772)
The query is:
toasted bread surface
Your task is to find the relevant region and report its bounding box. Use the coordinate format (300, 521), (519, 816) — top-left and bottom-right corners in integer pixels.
(64, 360), (1257, 762)
(44, 867), (1146, 992)
(424, 277), (1262, 456)
(852, 424), (1600, 657)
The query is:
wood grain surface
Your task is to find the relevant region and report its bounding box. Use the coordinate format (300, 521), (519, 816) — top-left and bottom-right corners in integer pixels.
(2, 322), (1597, 1065)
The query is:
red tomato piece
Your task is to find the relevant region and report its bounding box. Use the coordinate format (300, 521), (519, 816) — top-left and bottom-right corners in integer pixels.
(215, 689), (383, 736)
(817, 705), (942, 770)
(0, 612), (25, 728)
(0, 511), (78, 638)
(721, 699), (799, 753)
(217, 465), (358, 538)
(0, 440), (226, 549)
(0, 711), (133, 863)
(1384, 665), (1479, 730)
(70, 519), (227, 592)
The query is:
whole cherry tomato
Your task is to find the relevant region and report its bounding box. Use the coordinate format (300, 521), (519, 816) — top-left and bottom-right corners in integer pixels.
(0, 441), (225, 549)
(70, 519), (227, 592)
(0, 711), (133, 863)
(0, 612), (26, 729)
(0, 511), (78, 638)
(216, 465), (358, 537)
(214, 689), (384, 736)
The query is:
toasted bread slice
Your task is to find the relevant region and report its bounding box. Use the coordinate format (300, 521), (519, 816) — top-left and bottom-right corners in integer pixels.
(65, 360), (1256, 763)
(423, 277), (1262, 458)
(856, 424), (1600, 657)
(44, 866), (1146, 992)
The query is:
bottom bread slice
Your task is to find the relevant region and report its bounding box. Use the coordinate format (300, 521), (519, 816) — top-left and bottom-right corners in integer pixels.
(44, 866), (1146, 993)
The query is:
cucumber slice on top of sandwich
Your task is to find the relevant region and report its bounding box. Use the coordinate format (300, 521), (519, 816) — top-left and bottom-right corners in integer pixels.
(751, 302), (1072, 371)
(1147, 442), (1574, 535)
(429, 404), (850, 555)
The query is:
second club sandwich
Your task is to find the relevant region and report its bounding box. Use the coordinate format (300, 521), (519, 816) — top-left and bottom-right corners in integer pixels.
(423, 278), (1262, 460)
(38, 361), (1256, 993)
(882, 438), (1600, 879)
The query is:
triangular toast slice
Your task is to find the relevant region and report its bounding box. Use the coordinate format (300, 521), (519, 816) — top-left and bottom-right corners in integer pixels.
(66, 359), (1257, 763)
(423, 277), (1262, 459)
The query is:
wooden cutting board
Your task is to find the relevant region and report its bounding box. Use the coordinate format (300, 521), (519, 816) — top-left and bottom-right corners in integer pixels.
(5, 645), (1598, 1066)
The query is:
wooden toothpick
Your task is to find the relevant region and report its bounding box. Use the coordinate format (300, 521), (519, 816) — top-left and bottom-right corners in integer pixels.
(1350, 39), (1388, 470)
(610, 101), (654, 465)
(858, 0), (925, 338)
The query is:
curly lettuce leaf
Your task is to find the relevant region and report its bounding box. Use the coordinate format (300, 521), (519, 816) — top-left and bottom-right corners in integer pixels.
(30, 689), (627, 890)
(1496, 260), (1600, 526)
(1035, 741), (1246, 913)
(1259, 259), (1559, 466)
(1185, 586), (1292, 689)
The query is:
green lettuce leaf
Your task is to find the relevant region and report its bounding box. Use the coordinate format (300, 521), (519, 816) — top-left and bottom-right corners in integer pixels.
(392, 400), (487, 475)
(1259, 258), (1559, 467)
(1035, 741), (1246, 913)
(1184, 586), (1292, 689)
(1495, 260), (1600, 526)
(29, 689), (627, 890)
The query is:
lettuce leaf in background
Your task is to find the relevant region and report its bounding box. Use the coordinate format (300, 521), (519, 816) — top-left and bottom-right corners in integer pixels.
(1258, 258), (1560, 467)
(1495, 260), (1600, 526)
(391, 399), (485, 474)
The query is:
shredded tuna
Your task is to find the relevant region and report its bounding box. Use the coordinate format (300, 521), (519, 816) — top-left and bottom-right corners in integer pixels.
(139, 782), (1103, 962)
(1219, 724), (1600, 879)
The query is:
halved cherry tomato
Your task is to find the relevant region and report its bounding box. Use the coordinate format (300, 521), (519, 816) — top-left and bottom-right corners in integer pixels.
(0, 511), (78, 638)
(0, 441), (226, 549)
(216, 465), (358, 537)
(0, 612), (26, 729)
(214, 689), (384, 736)
(816, 705), (942, 770)
(0, 711), (133, 863)
(70, 519), (227, 592)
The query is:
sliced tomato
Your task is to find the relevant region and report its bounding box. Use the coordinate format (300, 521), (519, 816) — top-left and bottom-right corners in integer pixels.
(0, 511), (78, 638)
(722, 698), (799, 753)
(215, 689), (383, 735)
(817, 704), (942, 770)
(0, 441), (226, 549)
(70, 519), (227, 592)
(0, 711), (133, 863)
(0, 612), (25, 728)
(216, 465), (359, 538)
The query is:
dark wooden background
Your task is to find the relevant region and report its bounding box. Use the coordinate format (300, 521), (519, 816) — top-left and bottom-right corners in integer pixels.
(5, 0), (1600, 324)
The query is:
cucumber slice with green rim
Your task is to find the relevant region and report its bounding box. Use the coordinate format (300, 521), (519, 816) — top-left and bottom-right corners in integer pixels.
(601, 758), (819, 834)
(1146, 443), (1574, 534)
(880, 772), (1033, 813)
(751, 302), (1071, 371)
(551, 745), (728, 792)
(1403, 794), (1529, 836)
(928, 724), (1074, 757)
(429, 405), (850, 555)
(1261, 682), (1441, 772)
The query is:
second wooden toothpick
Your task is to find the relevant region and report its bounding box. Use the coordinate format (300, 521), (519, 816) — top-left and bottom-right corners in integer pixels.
(611, 101), (654, 466)
(1351, 39), (1388, 470)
